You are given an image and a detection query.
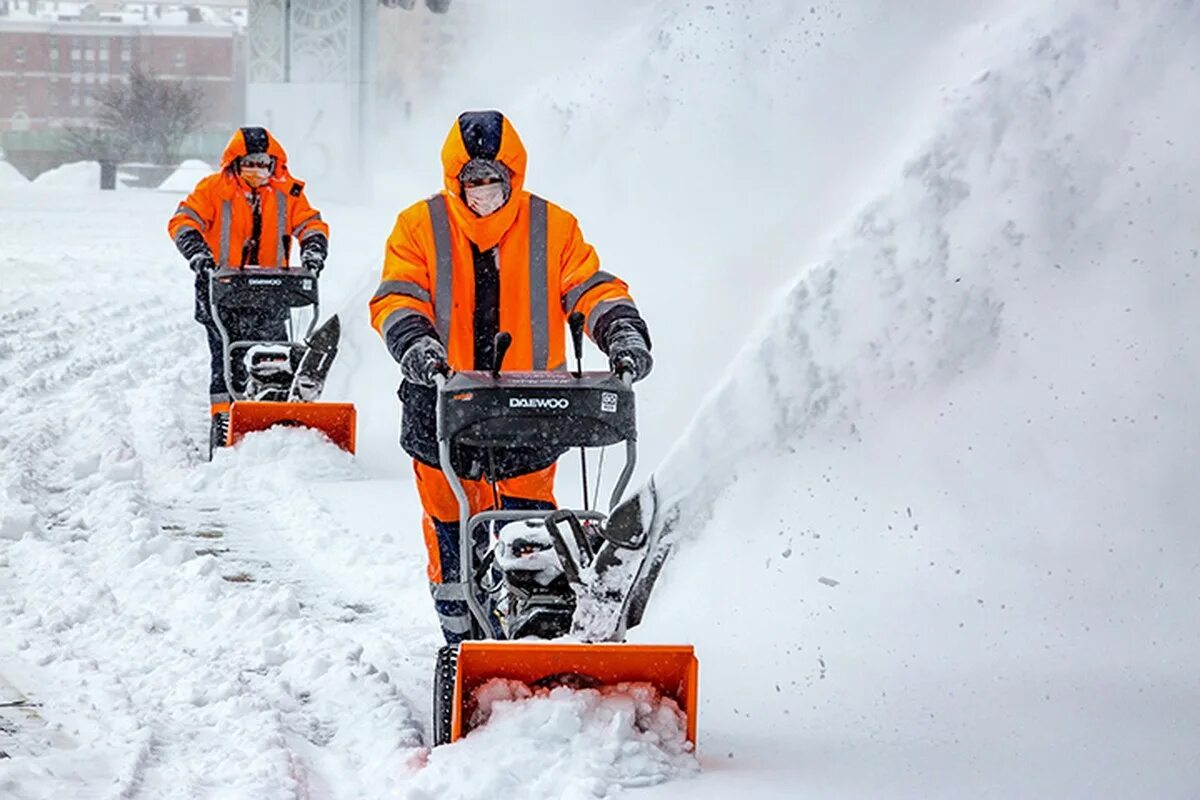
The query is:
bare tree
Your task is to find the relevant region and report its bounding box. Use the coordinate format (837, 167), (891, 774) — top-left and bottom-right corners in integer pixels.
(60, 124), (131, 164)
(61, 67), (205, 166)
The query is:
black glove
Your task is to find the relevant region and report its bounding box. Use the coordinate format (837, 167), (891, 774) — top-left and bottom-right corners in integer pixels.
(605, 319), (653, 382)
(300, 233), (328, 274)
(189, 252), (216, 274)
(400, 336), (449, 386)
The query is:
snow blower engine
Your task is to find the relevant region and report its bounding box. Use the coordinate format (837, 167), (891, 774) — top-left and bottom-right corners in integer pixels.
(208, 267), (356, 455)
(428, 314), (697, 747)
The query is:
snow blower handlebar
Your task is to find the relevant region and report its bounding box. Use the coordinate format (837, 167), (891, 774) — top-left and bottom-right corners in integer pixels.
(208, 267), (322, 401)
(432, 363), (639, 640)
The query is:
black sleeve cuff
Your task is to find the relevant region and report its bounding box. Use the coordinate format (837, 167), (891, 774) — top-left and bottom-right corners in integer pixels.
(175, 228), (211, 261)
(385, 314), (438, 363)
(592, 305), (651, 354)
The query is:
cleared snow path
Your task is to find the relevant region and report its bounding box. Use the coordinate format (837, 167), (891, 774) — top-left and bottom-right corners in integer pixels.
(0, 192), (431, 799)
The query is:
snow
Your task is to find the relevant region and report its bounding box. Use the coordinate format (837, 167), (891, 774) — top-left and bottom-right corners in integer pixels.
(408, 681), (696, 799)
(30, 161), (111, 191)
(159, 159), (217, 193)
(2, 0), (1200, 798)
(0, 160), (29, 188)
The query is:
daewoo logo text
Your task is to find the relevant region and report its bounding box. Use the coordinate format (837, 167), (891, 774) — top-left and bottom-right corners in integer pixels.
(509, 397), (569, 409)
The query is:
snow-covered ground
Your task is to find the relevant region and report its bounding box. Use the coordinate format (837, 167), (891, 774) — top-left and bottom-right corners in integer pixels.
(3, 0), (1200, 798)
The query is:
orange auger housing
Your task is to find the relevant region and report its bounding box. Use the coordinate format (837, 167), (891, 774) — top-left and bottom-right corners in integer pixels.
(452, 641), (699, 744)
(227, 400), (357, 453)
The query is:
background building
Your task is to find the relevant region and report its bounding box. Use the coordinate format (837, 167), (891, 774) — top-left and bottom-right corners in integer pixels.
(0, 1), (245, 178)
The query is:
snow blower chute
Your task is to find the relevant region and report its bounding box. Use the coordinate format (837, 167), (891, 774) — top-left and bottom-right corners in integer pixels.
(208, 267), (356, 455)
(428, 318), (696, 747)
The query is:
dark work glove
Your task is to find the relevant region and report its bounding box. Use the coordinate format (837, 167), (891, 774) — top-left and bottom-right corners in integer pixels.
(605, 319), (653, 382)
(300, 233), (328, 274)
(400, 335), (449, 386)
(189, 252), (216, 274)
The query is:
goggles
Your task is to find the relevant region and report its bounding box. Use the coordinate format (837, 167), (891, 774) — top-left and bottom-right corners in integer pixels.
(241, 154), (274, 170)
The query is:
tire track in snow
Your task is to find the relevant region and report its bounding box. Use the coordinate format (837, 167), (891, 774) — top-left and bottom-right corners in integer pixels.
(1, 242), (426, 798)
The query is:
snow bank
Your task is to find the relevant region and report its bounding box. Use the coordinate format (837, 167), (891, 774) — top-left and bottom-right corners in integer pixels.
(159, 159), (214, 192)
(0, 160), (28, 188)
(636, 2), (1200, 796)
(32, 160), (103, 189)
(407, 680), (696, 800)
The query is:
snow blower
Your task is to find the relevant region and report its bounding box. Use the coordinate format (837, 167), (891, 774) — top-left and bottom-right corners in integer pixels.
(428, 315), (697, 747)
(208, 267), (356, 455)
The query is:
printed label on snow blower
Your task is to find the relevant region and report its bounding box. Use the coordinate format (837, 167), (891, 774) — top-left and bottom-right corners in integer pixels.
(600, 392), (618, 413)
(509, 397), (570, 410)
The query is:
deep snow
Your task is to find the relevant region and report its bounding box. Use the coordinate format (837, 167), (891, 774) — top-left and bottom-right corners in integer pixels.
(3, 0), (1200, 798)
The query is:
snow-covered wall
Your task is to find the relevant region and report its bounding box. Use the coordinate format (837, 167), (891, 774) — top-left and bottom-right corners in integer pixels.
(631, 2), (1200, 795)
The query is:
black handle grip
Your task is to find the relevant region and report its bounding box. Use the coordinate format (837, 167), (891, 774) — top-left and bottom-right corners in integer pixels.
(568, 312), (585, 377)
(493, 331), (513, 377)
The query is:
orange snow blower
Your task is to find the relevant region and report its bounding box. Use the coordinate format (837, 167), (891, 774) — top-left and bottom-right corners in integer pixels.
(428, 318), (697, 747)
(209, 267), (356, 457)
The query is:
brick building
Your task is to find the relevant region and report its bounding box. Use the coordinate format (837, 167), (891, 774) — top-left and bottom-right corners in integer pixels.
(0, 5), (244, 177)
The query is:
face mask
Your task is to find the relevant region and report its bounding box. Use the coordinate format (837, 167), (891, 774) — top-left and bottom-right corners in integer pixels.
(465, 182), (507, 217)
(241, 165), (270, 188)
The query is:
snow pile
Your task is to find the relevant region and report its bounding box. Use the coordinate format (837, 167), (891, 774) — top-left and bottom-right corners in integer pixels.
(32, 161), (104, 189)
(0, 160), (28, 188)
(159, 159), (214, 192)
(633, 2), (1200, 796)
(407, 680), (696, 800)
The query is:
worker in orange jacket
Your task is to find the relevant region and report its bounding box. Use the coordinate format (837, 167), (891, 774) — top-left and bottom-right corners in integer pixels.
(369, 110), (653, 643)
(167, 127), (330, 452)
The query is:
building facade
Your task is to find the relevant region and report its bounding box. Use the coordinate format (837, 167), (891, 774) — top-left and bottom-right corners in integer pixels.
(0, 9), (243, 176)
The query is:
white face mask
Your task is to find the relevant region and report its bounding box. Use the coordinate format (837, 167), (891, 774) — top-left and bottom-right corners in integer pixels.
(465, 182), (507, 216)
(241, 166), (270, 188)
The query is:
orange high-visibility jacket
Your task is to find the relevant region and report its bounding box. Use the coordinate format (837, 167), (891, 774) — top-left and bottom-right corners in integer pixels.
(167, 128), (328, 269)
(369, 112), (638, 372)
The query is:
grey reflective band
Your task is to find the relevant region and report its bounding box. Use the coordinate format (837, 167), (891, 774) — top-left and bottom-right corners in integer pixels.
(292, 212), (322, 238)
(209, 391), (231, 404)
(173, 227), (200, 244)
(430, 582), (468, 601)
(562, 270), (617, 314)
(426, 195), (454, 345)
(380, 306), (430, 339)
(219, 200), (232, 267)
(586, 297), (637, 333)
(373, 279), (431, 304)
(274, 189), (288, 265)
(437, 611), (472, 635)
(176, 204), (205, 230)
(529, 195), (549, 370)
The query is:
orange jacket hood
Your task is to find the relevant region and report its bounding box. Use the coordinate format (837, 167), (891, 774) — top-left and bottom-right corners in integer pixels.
(440, 111), (527, 250)
(221, 126), (289, 177)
